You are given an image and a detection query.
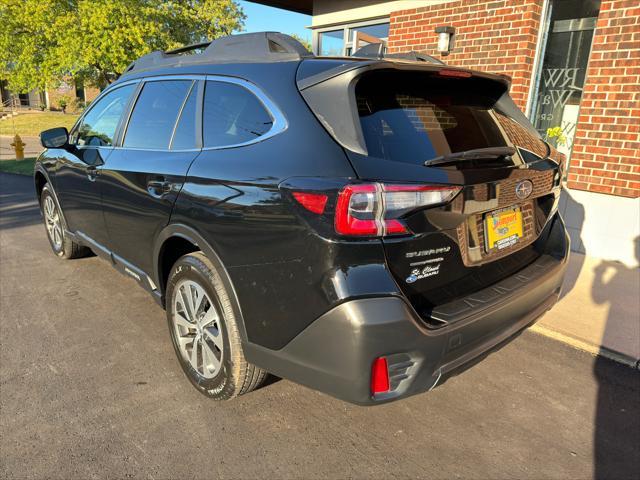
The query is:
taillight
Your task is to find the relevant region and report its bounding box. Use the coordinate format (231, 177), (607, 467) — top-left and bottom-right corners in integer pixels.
(335, 183), (460, 237)
(371, 357), (390, 395)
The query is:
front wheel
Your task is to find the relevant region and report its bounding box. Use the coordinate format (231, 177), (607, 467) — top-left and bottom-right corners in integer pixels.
(40, 184), (90, 259)
(166, 252), (266, 400)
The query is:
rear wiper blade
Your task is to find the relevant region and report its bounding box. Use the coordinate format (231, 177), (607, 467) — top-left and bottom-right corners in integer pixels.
(424, 146), (516, 167)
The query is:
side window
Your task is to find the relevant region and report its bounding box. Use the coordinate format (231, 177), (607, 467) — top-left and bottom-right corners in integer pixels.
(73, 84), (135, 147)
(202, 81), (273, 148)
(170, 83), (198, 150)
(123, 80), (193, 149)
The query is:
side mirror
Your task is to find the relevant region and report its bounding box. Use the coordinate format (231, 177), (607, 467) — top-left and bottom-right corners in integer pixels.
(40, 127), (69, 149)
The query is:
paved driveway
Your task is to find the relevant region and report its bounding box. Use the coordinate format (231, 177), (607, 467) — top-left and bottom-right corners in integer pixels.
(1, 172), (638, 479)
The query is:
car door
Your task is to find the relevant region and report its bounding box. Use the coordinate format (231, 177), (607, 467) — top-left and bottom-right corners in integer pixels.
(55, 83), (137, 249)
(99, 77), (202, 275)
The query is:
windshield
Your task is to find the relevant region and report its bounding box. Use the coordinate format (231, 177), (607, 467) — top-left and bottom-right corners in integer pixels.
(355, 70), (511, 164)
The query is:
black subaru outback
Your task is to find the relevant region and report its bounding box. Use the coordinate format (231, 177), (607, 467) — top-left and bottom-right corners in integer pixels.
(35, 32), (569, 405)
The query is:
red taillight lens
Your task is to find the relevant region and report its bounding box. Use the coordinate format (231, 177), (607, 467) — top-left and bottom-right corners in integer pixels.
(292, 191), (328, 214)
(371, 357), (390, 395)
(335, 184), (381, 236)
(335, 183), (460, 237)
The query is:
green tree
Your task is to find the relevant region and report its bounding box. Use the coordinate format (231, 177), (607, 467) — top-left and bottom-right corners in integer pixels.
(0, 0), (245, 92)
(290, 33), (312, 53)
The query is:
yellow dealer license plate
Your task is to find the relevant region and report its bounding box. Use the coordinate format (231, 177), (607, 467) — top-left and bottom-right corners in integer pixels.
(485, 207), (523, 251)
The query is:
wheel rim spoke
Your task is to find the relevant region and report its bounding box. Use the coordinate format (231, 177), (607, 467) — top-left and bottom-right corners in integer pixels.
(193, 284), (206, 318)
(200, 307), (218, 328)
(203, 327), (223, 351)
(201, 340), (221, 373)
(174, 312), (193, 330)
(178, 287), (193, 322)
(189, 337), (200, 371)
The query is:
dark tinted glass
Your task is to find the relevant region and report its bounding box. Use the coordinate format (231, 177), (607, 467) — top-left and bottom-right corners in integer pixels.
(202, 81), (273, 148)
(124, 80), (192, 149)
(74, 84), (135, 147)
(171, 83), (198, 150)
(355, 71), (510, 164)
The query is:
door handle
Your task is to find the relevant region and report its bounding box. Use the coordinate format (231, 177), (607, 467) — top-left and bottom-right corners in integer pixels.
(147, 179), (173, 196)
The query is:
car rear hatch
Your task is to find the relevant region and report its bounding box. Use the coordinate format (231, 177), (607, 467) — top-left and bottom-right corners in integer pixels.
(297, 61), (564, 328)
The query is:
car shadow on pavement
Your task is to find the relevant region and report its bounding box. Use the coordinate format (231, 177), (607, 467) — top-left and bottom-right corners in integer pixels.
(559, 189), (586, 299)
(592, 236), (640, 479)
(0, 173), (42, 231)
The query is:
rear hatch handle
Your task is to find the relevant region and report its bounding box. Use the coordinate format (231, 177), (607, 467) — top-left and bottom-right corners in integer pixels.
(424, 146), (517, 167)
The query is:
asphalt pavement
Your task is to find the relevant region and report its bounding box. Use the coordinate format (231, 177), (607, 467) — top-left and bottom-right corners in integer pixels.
(1, 172), (638, 479)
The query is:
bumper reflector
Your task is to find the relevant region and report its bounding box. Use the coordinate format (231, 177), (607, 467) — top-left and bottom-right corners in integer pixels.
(371, 357), (390, 395)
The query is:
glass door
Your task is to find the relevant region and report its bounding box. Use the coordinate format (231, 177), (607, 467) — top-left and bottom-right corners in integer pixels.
(531, 0), (601, 160)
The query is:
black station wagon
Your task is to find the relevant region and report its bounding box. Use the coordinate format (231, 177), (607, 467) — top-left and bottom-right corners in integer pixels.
(35, 32), (569, 405)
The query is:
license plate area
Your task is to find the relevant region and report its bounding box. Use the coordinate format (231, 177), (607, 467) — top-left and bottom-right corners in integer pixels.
(484, 207), (523, 252)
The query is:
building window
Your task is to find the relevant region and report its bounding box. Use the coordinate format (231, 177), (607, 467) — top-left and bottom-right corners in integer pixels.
(315, 21), (389, 57)
(318, 29), (344, 56)
(530, 0), (601, 161)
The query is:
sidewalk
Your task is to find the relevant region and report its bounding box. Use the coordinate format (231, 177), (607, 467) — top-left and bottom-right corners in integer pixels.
(0, 135), (41, 160)
(534, 252), (640, 367)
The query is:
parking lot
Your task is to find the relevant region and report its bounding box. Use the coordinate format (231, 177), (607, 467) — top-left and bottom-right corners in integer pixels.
(1, 172), (638, 479)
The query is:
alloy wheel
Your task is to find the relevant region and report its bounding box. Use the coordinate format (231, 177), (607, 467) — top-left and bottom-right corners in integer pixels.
(172, 279), (224, 379)
(43, 195), (63, 250)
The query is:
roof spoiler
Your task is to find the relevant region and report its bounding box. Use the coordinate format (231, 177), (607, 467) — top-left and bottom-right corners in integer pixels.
(351, 43), (445, 65)
(122, 32), (313, 76)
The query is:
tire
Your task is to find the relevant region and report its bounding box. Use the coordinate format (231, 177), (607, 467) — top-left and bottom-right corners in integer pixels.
(40, 184), (90, 259)
(166, 251), (267, 400)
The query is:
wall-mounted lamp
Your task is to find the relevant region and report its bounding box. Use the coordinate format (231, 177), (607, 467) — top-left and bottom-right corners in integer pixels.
(435, 26), (455, 56)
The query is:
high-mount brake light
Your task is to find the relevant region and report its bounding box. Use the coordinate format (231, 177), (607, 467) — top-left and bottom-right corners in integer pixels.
(438, 69), (472, 78)
(335, 183), (460, 237)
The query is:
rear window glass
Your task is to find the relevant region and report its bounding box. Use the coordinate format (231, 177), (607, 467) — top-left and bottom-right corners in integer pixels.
(355, 71), (510, 164)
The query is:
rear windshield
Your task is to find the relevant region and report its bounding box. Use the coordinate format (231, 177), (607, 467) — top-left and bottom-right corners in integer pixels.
(355, 70), (511, 164)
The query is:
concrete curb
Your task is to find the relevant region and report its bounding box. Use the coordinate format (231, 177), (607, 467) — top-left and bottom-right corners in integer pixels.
(529, 324), (640, 369)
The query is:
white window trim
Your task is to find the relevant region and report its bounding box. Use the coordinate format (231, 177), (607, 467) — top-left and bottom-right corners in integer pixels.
(313, 18), (390, 56)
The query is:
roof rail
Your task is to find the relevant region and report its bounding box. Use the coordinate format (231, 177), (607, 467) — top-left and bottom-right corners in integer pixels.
(352, 43), (445, 65)
(122, 32), (313, 76)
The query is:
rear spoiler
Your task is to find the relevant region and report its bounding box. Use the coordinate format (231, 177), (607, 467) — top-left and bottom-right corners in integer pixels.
(296, 58), (511, 91)
(296, 61), (512, 155)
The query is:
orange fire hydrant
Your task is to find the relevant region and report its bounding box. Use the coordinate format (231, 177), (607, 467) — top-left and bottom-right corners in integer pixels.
(10, 134), (25, 160)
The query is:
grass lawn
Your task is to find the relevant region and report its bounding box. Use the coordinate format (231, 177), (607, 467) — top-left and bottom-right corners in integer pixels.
(0, 157), (36, 176)
(0, 112), (79, 136)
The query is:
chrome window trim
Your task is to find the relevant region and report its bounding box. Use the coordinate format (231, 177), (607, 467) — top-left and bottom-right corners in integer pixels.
(100, 73), (287, 152)
(200, 74), (288, 151)
(168, 80), (196, 149)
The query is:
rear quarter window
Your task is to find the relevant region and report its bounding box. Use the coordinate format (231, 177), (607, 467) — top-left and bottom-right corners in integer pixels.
(202, 81), (273, 148)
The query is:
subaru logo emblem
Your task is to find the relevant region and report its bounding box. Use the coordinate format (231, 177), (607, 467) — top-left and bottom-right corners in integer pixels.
(515, 180), (533, 200)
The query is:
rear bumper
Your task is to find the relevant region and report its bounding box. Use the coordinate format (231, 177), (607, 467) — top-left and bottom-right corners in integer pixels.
(246, 213), (570, 405)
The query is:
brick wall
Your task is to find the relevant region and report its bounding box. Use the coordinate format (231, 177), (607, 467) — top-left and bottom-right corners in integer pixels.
(566, 0), (640, 198)
(388, 0), (544, 111)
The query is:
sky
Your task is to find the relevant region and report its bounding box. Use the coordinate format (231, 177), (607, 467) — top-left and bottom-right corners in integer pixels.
(238, 1), (312, 43)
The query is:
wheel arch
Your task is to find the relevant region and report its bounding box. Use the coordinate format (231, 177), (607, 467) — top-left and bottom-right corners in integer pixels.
(34, 166), (51, 203)
(154, 224), (249, 342)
